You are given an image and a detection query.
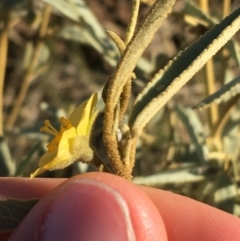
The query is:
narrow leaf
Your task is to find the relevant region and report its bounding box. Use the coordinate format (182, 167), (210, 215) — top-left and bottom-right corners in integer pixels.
(181, 1), (217, 26)
(175, 104), (208, 163)
(59, 26), (118, 65)
(130, 7), (240, 135)
(0, 199), (39, 232)
(14, 141), (42, 176)
(214, 174), (236, 213)
(106, 30), (125, 54)
(0, 0), (29, 9)
(125, 0), (141, 44)
(133, 165), (205, 186)
(0, 137), (15, 176)
(193, 75), (240, 110)
(226, 40), (240, 67)
(42, 0), (118, 67)
(182, 2), (240, 67)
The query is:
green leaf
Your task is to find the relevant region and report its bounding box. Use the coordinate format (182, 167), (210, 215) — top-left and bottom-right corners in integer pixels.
(41, 0), (82, 23)
(130, 7), (240, 135)
(214, 174), (236, 213)
(0, 199), (39, 232)
(223, 110), (240, 161)
(181, 2), (240, 67)
(193, 75), (240, 110)
(0, 137), (15, 176)
(0, 0), (29, 9)
(175, 104), (208, 163)
(133, 164), (205, 186)
(41, 0), (118, 67)
(14, 141), (42, 176)
(58, 25), (119, 67)
(226, 40), (240, 67)
(181, 1), (218, 26)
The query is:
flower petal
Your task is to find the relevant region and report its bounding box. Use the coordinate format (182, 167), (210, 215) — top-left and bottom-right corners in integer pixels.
(38, 151), (57, 167)
(69, 93), (98, 136)
(30, 167), (47, 178)
(87, 108), (99, 135)
(30, 146), (75, 178)
(39, 127), (77, 166)
(30, 94), (98, 178)
(29, 127), (78, 178)
(41, 148), (75, 170)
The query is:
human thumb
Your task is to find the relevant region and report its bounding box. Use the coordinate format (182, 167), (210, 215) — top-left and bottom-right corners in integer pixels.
(9, 172), (167, 241)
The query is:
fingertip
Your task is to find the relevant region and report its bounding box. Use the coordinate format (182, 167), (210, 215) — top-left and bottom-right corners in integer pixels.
(9, 173), (167, 241)
(143, 186), (240, 241)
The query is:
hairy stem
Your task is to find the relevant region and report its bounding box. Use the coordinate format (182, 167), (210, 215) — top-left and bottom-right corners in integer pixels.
(103, 0), (175, 178)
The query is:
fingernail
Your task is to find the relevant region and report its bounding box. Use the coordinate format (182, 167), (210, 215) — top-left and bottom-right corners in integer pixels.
(40, 179), (136, 241)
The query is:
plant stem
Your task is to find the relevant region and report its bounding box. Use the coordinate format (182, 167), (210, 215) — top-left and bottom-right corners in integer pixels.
(205, 59), (219, 127)
(125, 0), (141, 44)
(212, 94), (240, 150)
(103, 0), (176, 179)
(223, 0), (231, 18)
(199, 0), (219, 128)
(0, 15), (9, 136)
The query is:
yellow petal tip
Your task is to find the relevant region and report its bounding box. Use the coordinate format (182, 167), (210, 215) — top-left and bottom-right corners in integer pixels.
(30, 168), (46, 178)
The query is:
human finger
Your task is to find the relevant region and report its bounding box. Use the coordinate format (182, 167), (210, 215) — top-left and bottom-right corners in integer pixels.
(142, 186), (240, 241)
(8, 173), (167, 241)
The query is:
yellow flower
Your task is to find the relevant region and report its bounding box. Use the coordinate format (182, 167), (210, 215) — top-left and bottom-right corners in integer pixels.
(30, 93), (98, 178)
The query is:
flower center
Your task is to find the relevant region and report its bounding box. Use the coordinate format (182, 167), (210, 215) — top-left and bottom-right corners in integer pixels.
(40, 117), (73, 152)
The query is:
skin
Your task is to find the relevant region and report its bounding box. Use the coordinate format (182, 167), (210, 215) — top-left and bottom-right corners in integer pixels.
(0, 172), (240, 241)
